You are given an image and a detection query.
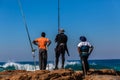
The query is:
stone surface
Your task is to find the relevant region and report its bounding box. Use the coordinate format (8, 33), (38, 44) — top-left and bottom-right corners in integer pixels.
(0, 69), (119, 80)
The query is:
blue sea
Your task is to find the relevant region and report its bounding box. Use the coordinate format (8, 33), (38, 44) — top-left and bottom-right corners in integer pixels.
(0, 59), (120, 72)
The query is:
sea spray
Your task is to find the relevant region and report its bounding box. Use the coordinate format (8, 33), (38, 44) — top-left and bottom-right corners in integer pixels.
(1, 61), (38, 71)
(0, 59), (120, 72)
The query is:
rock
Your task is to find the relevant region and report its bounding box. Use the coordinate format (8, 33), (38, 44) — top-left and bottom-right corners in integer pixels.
(0, 69), (119, 80)
(88, 69), (118, 75)
(0, 69), (82, 80)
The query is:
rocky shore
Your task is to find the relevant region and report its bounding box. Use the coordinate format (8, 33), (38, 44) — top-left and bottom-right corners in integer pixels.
(0, 69), (120, 80)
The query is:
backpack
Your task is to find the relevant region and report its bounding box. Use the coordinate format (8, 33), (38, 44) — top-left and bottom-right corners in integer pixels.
(80, 45), (90, 52)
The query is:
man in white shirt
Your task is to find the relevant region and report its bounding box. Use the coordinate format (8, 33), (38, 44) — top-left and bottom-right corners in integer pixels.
(77, 36), (93, 76)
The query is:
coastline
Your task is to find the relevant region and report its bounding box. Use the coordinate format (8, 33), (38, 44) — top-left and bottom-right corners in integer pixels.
(0, 69), (120, 80)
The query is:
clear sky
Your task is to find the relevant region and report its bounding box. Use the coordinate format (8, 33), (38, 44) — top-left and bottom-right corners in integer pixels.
(0, 0), (120, 62)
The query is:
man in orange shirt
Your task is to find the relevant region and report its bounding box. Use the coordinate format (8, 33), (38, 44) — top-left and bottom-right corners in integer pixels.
(33, 32), (51, 70)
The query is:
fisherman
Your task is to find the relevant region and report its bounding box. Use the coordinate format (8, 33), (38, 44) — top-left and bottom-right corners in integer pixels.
(54, 29), (70, 69)
(33, 32), (51, 70)
(77, 36), (93, 76)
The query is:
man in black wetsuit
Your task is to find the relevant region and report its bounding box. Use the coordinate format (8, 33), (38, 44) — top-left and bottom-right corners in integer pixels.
(54, 29), (69, 69)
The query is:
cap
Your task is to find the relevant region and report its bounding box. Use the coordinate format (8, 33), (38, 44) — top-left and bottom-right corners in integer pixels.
(59, 28), (65, 33)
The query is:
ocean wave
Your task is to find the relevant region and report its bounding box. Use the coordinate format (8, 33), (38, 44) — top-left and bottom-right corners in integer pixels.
(0, 61), (81, 71)
(0, 60), (120, 72)
(1, 62), (36, 71)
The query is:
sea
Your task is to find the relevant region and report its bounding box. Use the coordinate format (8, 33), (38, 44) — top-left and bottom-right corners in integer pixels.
(0, 59), (120, 72)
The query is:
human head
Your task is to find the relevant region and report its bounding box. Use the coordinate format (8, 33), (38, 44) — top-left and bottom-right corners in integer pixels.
(80, 36), (87, 42)
(41, 32), (46, 37)
(59, 28), (65, 33)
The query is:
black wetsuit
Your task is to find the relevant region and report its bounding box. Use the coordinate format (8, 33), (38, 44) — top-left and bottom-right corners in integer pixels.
(54, 33), (68, 69)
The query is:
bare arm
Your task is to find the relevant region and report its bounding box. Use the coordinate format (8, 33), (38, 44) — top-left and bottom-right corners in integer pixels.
(89, 46), (94, 54)
(47, 40), (51, 47)
(78, 47), (81, 54)
(32, 40), (38, 46)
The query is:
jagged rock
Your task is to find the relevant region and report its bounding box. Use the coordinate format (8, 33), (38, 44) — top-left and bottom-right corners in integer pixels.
(0, 69), (119, 80)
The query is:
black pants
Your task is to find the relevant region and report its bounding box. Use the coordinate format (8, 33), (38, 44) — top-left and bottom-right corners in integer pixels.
(80, 54), (89, 75)
(39, 49), (47, 70)
(55, 44), (65, 69)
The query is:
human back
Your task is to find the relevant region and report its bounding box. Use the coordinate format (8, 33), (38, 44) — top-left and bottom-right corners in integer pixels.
(33, 32), (51, 50)
(54, 29), (69, 69)
(78, 42), (91, 53)
(33, 32), (51, 70)
(35, 37), (49, 50)
(77, 36), (94, 76)
(55, 30), (68, 54)
(80, 45), (90, 53)
(78, 36), (93, 54)
(55, 33), (67, 44)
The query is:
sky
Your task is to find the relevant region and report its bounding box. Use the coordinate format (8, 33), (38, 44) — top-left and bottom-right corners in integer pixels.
(0, 0), (120, 62)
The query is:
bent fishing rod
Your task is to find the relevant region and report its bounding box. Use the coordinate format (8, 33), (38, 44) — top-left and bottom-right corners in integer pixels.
(18, 0), (36, 70)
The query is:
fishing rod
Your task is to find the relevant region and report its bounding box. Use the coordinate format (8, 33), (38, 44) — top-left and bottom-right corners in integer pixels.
(53, 0), (61, 70)
(18, 0), (36, 70)
(58, 0), (60, 33)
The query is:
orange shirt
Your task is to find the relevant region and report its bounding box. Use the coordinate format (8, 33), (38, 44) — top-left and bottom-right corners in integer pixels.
(35, 37), (49, 50)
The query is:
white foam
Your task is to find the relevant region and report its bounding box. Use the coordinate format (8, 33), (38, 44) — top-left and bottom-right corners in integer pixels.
(2, 61), (38, 71)
(65, 61), (80, 65)
(90, 62), (97, 65)
(46, 63), (54, 70)
(1, 60), (80, 71)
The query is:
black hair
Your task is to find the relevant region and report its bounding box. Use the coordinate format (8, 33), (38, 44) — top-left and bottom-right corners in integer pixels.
(80, 36), (87, 42)
(41, 32), (46, 37)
